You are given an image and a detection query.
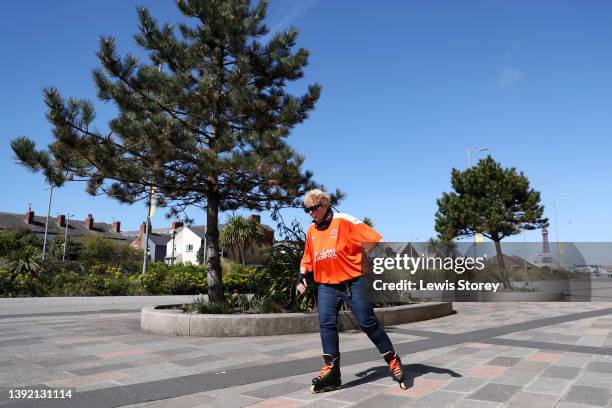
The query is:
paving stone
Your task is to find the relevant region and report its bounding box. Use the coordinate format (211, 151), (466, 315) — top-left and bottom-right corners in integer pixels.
(385, 378), (446, 399)
(506, 391), (560, 408)
(541, 365), (580, 380)
(242, 381), (307, 399)
(244, 398), (306, 408)
(440, 377), (486, 393)
(351, 394), (407, 408)
(550, 334), (581, 343)
(123, 392), (216, 408)
(66, 362), (135, 376)
(468, 383), (522, 403)
(449, 346), (480, 355)
(152, 347), (201, 357)
(452, 400), (502, 408)
(448, 357), (482, 370)
(320, 383), (387, 403)
(526, 352), (562, 363)
(557, 403), (607, 408)
(196, 394), (262, 408)
(555, 354), (591, 368)
(173, 355), (225, 367)
(464, 365), (508, 379)
(573, 371), (612, 390)
(511, 361), (550, 373)
(525, 377), (571, 395)
(0, 337), (45, 347)
(45, 371), (129, 388)
(487, 357), (521, 367)
(563, 385), (611, 407)
(585, 361), (612, 373)
(502, 348), (536, 358)
(407, 390), (463, 408)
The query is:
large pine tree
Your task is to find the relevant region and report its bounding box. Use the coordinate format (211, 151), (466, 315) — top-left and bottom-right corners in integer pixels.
(11, 0), (322, 303)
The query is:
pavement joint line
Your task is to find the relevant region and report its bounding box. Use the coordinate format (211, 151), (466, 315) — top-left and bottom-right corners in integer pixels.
(0, 310), (141, 320)
(481, 337), (612, 355)
(4, 305), (612, 408)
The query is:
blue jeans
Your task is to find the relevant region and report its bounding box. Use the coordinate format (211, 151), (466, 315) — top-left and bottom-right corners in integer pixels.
(317, 275), (395, 357)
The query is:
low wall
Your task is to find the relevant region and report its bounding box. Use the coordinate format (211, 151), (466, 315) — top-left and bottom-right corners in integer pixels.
(141, 302), (453, 337)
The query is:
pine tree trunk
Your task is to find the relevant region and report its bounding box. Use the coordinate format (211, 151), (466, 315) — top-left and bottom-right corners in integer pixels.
(493, 239), (511, 289)
(206, 193), (224, 304)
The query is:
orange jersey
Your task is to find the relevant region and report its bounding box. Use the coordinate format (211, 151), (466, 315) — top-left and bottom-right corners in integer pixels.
(300, 213), (382, 284)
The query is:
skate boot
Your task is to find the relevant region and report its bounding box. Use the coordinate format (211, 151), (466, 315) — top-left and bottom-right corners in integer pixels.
(384, 352), (407, 389)
(311, 354), (341, 394)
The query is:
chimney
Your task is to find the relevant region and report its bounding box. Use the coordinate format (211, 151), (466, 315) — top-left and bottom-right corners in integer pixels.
(140, 222), (146, 234)
(25, 207), (34, 224)
(56, 214), (66, 228)
(171, 221), (184, 230)
(85, 214), (94, 230)
(112, 221), (121, 233)
(249, 214), (261, 224)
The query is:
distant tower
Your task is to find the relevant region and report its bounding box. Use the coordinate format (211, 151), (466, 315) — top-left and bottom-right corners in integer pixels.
(542, 227), (550, 254)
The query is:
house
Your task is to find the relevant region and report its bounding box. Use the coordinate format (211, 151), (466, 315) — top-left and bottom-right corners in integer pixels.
(128, 222), (174, 262)
(130, 215), (275, 265)
(0, 208), (127, 243)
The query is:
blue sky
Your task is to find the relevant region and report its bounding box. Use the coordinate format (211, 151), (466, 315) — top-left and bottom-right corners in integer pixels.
(1, 1), (611, 241)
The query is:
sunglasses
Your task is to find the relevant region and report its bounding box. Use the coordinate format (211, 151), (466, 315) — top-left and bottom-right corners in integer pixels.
(304, 204), (322, 213)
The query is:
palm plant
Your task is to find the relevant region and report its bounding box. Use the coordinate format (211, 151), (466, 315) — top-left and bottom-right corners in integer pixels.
(5, 247), (42, 276)
(426, 237), (457, 258)
(220, 215), (265, 266)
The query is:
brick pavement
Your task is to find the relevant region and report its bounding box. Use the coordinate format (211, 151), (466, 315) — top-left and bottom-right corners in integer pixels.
(0, 301), (611, 407)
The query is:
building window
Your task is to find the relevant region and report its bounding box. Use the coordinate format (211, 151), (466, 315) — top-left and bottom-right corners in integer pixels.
(186, 244), (194, 252)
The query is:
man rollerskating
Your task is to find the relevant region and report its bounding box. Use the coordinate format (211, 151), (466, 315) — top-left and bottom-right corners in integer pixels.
(297, 189), (407, 393)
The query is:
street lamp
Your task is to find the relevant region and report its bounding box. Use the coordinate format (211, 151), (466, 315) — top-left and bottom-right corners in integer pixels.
(41, 184), (54, 260)
(62, 213), (75, 262)
(467, 147), (488, 167)
(171, 229), (176, 266)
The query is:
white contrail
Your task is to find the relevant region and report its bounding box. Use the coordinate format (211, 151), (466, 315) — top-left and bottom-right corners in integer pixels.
(261, 0), (319, 43)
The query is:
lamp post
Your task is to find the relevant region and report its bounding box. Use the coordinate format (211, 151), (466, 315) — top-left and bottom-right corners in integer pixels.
(141, 186), (153, 275)
(62, 213), (74, 262)
(41, 184), (54, 260)
(467, 146), (488, 167)
(171, 229), (176, 266)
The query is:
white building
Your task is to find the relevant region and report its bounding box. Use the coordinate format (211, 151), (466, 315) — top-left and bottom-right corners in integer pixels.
(166, 225), (206, 265)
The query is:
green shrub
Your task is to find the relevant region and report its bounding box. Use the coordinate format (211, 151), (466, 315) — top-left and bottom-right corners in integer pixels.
(46, 269), (81, 296)
(77, 268), (128, 296)
(162, 269), (206, 295)
(80, 237), (141, 274)
(184, 293), (276, 314)
(48, 237), (84, 262)
(0, 267), (47, 297)
(222, 261), (264, 293)
(256, 240), (316, 312)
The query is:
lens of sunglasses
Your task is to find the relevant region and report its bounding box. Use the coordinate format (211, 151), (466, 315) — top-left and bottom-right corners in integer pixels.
(304, 204), (322, 213)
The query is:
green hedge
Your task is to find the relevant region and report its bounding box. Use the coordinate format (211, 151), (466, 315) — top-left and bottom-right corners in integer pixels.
(0, 261), (265, 297)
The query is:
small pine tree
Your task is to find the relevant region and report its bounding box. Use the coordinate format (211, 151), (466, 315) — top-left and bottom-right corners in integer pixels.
(435, 156), (548, 288)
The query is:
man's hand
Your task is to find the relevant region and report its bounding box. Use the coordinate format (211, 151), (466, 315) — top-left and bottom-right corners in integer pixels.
(296, 272), (308, 295)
